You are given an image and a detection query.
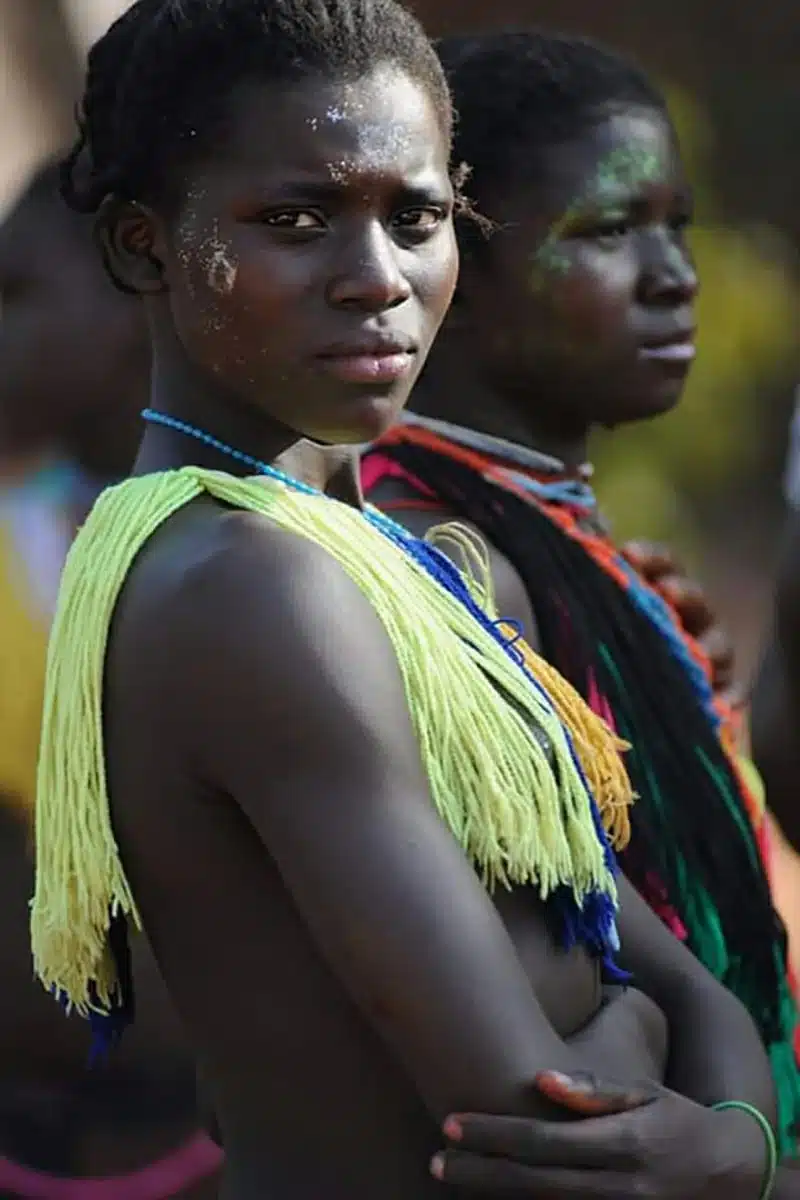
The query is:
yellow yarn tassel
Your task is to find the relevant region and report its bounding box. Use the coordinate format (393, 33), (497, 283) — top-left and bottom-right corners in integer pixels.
(423, 521), (633, 849)
(32, 468), (633, 1014)
(505, 631), (633, 850)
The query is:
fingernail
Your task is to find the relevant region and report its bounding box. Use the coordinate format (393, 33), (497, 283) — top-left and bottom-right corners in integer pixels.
(443, 1116), (462, 1141)
(430, 1153), (445, 1180)
(541, 1070), (573, 1086)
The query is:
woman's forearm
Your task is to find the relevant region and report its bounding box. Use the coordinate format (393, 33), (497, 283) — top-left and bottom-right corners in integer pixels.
(661, 971), (776, 1121)
(615, 875), (776, 1120)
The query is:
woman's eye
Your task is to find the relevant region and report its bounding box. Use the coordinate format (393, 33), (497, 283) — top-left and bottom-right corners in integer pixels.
(393, 207), (446, 233)
(595, 220), (632, 245)
(261, 210), (325, 230)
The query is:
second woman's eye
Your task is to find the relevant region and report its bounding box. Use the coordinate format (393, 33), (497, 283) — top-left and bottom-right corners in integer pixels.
(259, 209), (326, 231)
(392, 207), (447, 236)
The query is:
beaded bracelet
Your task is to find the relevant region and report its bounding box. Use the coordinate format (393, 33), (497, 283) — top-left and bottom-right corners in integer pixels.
(712, 1101), (778, 1200)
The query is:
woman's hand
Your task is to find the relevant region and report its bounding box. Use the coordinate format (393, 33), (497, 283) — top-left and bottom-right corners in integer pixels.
(621, 539), (736, 698)
(431, 1071), (769, 1198)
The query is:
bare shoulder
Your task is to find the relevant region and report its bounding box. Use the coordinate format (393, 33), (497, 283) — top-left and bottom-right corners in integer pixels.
(105, 498), (422, 796)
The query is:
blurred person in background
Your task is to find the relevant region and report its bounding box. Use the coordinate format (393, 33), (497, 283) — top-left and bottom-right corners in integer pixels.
(363, 29), (800, 1152)
(0, 158), (221, 1196)
(751, 387), (800, 979)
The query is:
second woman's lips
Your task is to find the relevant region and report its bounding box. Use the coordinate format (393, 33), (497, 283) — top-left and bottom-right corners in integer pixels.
(638, 341), (696, 363)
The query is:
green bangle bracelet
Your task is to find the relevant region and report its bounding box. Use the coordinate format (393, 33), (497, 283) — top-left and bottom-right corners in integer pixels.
(712, 1102), (778, 1200)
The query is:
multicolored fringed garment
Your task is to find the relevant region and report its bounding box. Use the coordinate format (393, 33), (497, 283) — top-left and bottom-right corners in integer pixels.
(32, 416), (634, 1069)
(363, 412), (800, 1154)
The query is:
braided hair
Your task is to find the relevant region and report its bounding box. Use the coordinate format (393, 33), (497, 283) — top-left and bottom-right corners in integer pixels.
(438, 29), (666, 254)
(61, 0), (451, 241)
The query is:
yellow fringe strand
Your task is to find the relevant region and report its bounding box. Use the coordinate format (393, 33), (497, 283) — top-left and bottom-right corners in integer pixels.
(422, 520), (633, 850)
(32, 468), (633, 1014)
(505, 631), (633, 850)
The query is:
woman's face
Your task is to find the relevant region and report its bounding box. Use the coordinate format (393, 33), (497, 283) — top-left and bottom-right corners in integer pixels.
(143, 65), (457, 447)
(460, 105), (698, 438)
(0, 191), (148, 472)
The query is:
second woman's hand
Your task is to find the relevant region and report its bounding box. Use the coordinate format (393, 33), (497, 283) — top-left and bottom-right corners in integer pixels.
(431, 1070), (768, 1198)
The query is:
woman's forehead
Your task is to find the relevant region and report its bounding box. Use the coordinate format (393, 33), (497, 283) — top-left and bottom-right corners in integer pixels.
(200, 67), (447, 181)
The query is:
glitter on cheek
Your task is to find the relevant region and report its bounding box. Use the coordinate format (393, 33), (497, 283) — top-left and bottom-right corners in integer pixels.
(204, 232), (239, 296)
(175, 202), (240, 338)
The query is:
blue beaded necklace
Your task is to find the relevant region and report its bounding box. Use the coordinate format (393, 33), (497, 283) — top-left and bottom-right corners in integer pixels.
(140, 408), (539, 679)
(141, 408), (621, 963)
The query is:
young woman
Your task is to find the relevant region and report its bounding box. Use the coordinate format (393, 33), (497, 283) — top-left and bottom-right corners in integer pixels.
(363, 28), (800, 1154)
(0, 161), (221, 1195)
(31, 4), (793, 1197)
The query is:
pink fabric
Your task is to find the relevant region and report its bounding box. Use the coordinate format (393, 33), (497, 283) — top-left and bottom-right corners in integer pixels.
(0, 1132), (223, 1199)
(586, 669), (616, 732)
(360, 453), (436, 500)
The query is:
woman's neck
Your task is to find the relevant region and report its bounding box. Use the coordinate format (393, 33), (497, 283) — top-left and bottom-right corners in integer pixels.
(135, 346), (363, 505)
(412, 349), (589, 470)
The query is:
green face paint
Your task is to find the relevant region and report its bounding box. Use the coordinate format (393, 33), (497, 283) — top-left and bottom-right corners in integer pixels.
(591, 146), (661, 203)
(530, 143), (667, 290)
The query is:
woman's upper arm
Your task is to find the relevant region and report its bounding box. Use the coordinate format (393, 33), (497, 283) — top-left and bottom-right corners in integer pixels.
(179, 522), (575, 1119)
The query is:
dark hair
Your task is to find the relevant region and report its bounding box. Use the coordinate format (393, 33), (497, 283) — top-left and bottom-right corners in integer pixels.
(61, 0), (451, 215)
(438, 30), (667, 218)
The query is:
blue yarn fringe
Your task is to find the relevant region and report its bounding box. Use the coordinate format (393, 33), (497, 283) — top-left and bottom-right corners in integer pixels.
(369, 513), (622, 968)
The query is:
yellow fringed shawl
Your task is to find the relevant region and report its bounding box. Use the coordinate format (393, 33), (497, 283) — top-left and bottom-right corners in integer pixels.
(32, 467), (633, 1014)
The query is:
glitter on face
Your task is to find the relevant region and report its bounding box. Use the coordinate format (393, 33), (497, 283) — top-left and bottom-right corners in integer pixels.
(175, 192), (239, 336)
(308, 81), (423, 186)
(204, 229), (239, 296)
(530, 142), (667, 290)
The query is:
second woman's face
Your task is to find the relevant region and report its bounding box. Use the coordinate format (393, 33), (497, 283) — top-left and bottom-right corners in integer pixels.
(155, 65), (458, 447)
(463, 106), (698, 436)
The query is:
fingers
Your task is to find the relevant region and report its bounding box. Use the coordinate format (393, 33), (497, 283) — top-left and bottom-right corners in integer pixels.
(622, 540), (681, 581)
(696, 626), (735, 687)
(655, 574), (713, 633)
(534, 1070), (654, 1115)
(431, 1151), (635, 1196)
(440, 1108), (645, 1171)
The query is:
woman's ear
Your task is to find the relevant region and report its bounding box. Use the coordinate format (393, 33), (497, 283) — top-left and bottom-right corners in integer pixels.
(95, 198), (168, 296)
